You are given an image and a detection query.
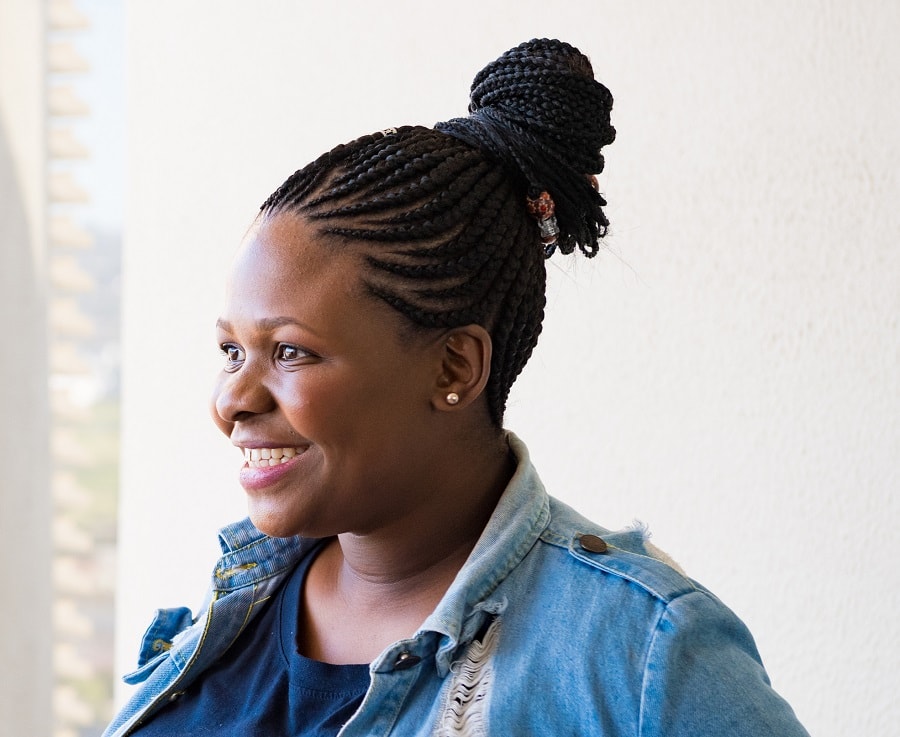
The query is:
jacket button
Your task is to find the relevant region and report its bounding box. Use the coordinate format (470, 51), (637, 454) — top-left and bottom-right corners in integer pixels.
(393, 651), (421, 670)
(579, 534), (608, 554)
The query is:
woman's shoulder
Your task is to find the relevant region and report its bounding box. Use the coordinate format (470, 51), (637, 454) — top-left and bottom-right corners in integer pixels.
(535, 495), (700, 605)
(486, 497), (809, 737)
(500, 433), (700, 607)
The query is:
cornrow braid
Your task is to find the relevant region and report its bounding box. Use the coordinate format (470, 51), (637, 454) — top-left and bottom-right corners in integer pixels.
(260, 39), (614, 425)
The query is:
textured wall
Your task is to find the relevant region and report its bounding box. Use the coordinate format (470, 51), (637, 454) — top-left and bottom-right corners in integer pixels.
(119, 3), (900, 735)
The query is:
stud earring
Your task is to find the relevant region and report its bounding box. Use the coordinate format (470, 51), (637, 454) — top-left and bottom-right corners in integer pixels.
(446, 392), (460, 405)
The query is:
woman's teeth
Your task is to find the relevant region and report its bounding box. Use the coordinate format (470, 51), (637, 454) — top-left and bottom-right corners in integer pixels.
(243, 447), (302, 468)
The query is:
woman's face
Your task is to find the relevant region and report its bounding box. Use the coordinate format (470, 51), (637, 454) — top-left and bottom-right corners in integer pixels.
(211, 212), (445, 539)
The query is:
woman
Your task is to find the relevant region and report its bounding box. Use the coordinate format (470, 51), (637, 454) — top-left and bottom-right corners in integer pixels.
(105, 39), (810, 736)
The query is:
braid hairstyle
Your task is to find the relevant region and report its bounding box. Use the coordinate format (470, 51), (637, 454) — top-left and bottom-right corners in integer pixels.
(261, 38), (615, 426)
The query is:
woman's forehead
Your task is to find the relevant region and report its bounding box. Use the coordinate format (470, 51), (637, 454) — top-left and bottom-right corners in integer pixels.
(232, 214), (361, 289)
(224, 212), (418, 341)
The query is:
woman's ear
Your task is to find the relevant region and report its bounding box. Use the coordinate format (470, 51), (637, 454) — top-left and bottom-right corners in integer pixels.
(433, 325), (492, 411)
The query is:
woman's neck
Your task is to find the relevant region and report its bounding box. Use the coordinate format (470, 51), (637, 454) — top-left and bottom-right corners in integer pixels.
(299, 429), (515, 663)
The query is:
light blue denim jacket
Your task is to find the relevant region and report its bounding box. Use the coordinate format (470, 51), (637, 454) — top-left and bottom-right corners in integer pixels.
(105, 435), (809, 736)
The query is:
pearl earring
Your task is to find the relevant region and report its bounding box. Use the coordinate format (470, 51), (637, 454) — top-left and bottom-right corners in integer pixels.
(446, 392), (460, 405)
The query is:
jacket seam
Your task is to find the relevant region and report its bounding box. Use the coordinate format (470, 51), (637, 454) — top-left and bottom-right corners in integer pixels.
(220, 588), (271, 654)
(637, 595), (674, 737)
(542, 530), (697, 604)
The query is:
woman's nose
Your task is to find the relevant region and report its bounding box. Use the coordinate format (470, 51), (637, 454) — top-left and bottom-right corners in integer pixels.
(212, 365), (276, 425)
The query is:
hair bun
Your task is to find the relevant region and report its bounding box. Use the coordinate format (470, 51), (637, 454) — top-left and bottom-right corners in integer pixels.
(436, 38), (615, 256)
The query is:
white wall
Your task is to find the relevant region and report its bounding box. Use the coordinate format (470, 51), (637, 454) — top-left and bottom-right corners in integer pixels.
(120, 3), (900, 735)
(0, 1), (52, 734)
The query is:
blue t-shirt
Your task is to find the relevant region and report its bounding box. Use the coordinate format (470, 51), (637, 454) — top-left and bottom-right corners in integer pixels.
(135, 542), (370, 736)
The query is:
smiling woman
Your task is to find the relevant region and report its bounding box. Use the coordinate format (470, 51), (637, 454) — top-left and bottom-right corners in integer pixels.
(210, 213), (487, 546)
(104, 39), (811, 737)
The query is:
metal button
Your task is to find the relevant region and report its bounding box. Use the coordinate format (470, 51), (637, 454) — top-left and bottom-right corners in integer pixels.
(393, 651), (421, 670)
(168, 690), (184, 702)
(579, 534), (608, 554)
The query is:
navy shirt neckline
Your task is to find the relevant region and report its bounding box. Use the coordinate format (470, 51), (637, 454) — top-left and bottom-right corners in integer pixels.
(135, 540), (370, 736)
(278, 539), (370, 695)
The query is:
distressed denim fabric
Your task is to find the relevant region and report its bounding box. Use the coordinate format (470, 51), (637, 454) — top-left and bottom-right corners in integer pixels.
(104, 434), (810, 737)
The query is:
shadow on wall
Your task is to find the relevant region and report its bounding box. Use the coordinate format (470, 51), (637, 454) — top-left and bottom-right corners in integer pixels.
(0, 115), (35, 322)
(0, 116), (52, 733)
(0, 118), (30, 255)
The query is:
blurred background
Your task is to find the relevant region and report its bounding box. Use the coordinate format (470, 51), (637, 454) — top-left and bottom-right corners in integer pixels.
(1, 1), (121, 735)
(1, 1), (897, 736)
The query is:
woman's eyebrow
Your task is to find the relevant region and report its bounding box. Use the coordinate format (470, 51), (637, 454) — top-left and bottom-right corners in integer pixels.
(215, 316), (321, 336)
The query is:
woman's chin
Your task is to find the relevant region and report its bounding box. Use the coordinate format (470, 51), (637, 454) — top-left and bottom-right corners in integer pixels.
(248, 506), (299, 538)
(247, 504), (330, 540)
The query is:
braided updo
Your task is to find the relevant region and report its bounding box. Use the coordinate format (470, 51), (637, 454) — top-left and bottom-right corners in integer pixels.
(261, 39), (615, 426)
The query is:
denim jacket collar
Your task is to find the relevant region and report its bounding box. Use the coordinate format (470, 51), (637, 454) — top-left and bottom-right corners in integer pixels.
(417, 434), (549, 675)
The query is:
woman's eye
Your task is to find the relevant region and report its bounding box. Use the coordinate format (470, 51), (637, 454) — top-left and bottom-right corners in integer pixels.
(220, 343), (245, 366)
(276, 344), (307, 362)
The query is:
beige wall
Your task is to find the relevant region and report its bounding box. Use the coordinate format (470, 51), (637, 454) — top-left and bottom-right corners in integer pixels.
(0, 1), (52, 734)
(119, 3), (900, 736)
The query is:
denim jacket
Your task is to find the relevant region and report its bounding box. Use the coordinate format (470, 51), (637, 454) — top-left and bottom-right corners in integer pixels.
(105, 434), (809, 736)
